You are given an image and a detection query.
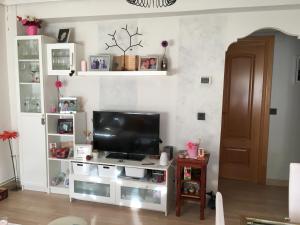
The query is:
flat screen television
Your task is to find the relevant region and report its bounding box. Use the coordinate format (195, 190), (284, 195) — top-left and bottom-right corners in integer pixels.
(93, 111), (160, 158)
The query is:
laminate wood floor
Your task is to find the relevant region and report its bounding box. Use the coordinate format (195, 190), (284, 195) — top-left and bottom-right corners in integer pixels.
(0, 179), (288, 225)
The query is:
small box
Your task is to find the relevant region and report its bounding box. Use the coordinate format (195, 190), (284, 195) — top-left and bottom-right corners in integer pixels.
(0, 188), (8, 201)
(73, 163), (98, 176)
(125, 167), (146, 178)
(112, 55), (138, 71)
(98, 165), (116, 178)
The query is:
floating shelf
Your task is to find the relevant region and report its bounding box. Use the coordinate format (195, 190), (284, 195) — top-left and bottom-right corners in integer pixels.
(18, 59), (39, 62)
(77, 71), (168, 77)
(48, 133), (74, 137)
(19, 82), (40, 85)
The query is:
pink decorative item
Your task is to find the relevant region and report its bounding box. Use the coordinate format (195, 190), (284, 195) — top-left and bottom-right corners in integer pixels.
(25, 25), (38, 35)
(81, 60), (87, 72)
(17, 16), (42, 36)
(50, 105), (57, 113)
(186, 141), (198, 158)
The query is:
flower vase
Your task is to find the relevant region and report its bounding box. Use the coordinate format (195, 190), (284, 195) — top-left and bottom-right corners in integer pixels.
(25, 25), (38, 35)
(161, 57), (168, 71)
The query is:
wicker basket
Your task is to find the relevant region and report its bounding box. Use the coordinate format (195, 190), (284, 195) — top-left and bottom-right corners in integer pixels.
(0, 188), (8, 201)
(112, 55), (138, 71)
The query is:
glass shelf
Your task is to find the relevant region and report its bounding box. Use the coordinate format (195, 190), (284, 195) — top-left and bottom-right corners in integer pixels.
(19, 61), (40, 83)
(17, 39), (39, 60)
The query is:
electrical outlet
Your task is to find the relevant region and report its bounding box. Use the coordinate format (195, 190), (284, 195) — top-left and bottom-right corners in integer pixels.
(200, 76), (212, 85)
(197, 113), (206, 120)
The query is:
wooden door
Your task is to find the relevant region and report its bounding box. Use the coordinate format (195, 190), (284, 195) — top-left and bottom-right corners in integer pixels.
(219, 37), (274, 184)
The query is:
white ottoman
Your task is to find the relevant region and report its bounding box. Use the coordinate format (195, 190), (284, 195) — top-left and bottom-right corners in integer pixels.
(48, 216), (88, 225)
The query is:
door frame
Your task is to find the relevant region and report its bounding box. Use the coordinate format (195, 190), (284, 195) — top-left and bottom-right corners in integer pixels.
(219, 36), (275, 185)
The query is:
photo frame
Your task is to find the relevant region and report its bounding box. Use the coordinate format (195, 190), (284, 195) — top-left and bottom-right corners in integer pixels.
(57, 119), (73, 134)
(59, 97), (78, 114)
(139, 56), (159, 71)
(89, 55), (111, 71)
(57, 29), (71, 43)
(296, 56), (300, 83)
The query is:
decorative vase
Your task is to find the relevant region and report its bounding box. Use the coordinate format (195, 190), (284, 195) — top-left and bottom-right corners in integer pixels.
(81, 60), (87, 72)
(25, 25), (38, 35)
(161, 57), (168, 71)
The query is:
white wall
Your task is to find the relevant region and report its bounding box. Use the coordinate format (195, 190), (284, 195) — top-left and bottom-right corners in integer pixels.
(5, 1), (300, 191)
(266, 32), (300, 181)
(0, 5), (13, 184)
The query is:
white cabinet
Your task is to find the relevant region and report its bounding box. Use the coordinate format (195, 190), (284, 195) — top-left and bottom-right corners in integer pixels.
(69, 159), (173, 215)
(116, 179), (167, 212)
(46, 113), (86, 195)
(19, 114), (47, 191)
(16, 35), (56, 192)
(47, 43), (82, 76)
(70, 174), (116, 204)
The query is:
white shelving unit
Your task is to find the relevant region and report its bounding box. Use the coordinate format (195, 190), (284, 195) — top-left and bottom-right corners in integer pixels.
(77, 70), (168, 77)
(69, 156), (174, 215)
(16, 35), (56, 192)
(46, 112), (86, 195)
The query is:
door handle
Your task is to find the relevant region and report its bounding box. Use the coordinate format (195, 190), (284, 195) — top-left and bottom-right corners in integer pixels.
(41, 115), (45, 125)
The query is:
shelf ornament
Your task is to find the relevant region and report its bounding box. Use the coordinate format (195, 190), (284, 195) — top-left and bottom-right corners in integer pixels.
(17, 16), (42, 35)
(105, 25), (143, 71)
(0, 131), (20, 191)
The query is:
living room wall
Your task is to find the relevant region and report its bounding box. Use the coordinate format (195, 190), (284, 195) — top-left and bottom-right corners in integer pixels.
(0, 5), (13, 184)
(5, 1), (300, 191)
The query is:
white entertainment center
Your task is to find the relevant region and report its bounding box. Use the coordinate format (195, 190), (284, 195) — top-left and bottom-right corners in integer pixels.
(70, 155), (174, 215)
(16, 35), (174, 215)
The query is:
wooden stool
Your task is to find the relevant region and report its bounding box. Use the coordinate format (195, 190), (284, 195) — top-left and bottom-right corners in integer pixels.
(175, 154), (210, 220)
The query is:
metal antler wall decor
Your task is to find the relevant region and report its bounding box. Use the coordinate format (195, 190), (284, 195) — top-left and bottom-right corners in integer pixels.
(105, 25), (143, 71)
(126, 0), (176, 8)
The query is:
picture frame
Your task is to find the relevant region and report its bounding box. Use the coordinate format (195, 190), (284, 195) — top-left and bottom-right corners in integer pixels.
(57, 28), (71, 43)
(89, 55), (111, 71)
(296, 56), (300, 83)
(59, 97), (78, 114)
(139, 56), (159, 71)
(57, 119), (73, 134)
(74, 144), (92, 160)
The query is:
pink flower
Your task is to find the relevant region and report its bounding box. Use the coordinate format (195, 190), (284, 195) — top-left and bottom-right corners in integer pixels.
(21, 19), (28, 25)
(186, 141), (197, 150)
(55, 80), (63, 89)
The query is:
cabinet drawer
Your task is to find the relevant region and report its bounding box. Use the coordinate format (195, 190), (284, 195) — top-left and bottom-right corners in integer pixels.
(70, 175), (115, 204)
(72, 163), (98, 176)
(98, 165), (116, 177)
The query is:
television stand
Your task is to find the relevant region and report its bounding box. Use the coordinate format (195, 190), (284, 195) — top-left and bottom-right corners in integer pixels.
(106, 152), (146, 161)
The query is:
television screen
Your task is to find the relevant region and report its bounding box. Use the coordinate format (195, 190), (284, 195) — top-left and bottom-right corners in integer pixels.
(93, 111), (160, 155)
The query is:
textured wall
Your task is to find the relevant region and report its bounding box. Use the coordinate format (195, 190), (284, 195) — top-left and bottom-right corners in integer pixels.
(0, 5), (13, 184)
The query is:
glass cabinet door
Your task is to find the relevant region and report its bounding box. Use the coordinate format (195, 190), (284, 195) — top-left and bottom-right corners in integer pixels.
(51, 49), (71, 71)
(17, 38), (42, 113)
(47, 43), (75, 75)
(120, 186), (162, 205)
(74, 180), (111, 197)
(17, 39), (39, 60)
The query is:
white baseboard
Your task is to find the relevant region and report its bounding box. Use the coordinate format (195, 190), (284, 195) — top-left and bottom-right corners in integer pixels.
(267, 179), (288, 187)
(22, 183), (48, 192)
(0, 178), (15, 187)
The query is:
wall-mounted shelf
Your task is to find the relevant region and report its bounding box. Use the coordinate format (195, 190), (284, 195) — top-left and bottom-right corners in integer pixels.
(77, 71), (168, 77)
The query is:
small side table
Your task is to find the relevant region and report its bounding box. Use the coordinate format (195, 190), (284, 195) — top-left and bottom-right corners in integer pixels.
(175, 154), (210, 220)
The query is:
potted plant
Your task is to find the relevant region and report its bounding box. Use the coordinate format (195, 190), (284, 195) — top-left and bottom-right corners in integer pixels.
(17, 16), (42, 35)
